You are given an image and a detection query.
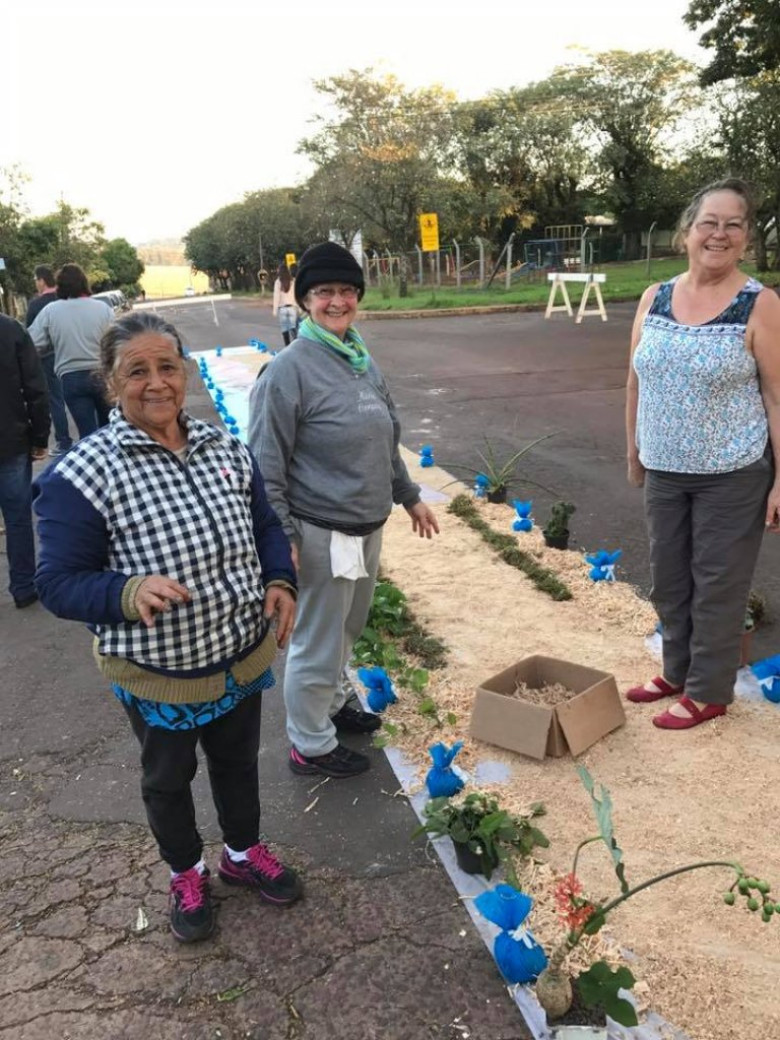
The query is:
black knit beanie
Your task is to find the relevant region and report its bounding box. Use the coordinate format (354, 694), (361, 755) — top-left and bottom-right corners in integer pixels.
(294, 242), (365, 308)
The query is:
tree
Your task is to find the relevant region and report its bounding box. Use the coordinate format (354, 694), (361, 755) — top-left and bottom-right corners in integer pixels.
(0, 166), (31, 306)
(46, 200), (106, 274)
(685, 0), (780, 85)
(716, 72), (780, 270)
(552, 50), (700, 258)
(185, 189), (308, 290)
(99, 238), (144, 291)
(455, 81), (593, 243)
(298, 69), (459, 294)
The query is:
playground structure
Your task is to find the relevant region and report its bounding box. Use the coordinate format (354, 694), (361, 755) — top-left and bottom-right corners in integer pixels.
(361, 222), (606, 292)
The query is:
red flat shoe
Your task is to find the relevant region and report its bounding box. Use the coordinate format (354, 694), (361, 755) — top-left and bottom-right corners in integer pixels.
(626, 676), (683, 703)
(652, 696), (727, 730)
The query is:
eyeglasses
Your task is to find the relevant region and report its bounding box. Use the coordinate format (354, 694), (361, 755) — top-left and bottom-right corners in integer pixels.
(693, 218), (746, 236)
(309, 286), (359, 300)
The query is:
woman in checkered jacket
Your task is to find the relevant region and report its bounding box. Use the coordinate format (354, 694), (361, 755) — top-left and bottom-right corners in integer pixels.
(32, 311), (301, 944)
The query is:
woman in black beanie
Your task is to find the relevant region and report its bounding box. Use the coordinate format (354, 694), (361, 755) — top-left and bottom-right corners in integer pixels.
(248, 242), (440, 778)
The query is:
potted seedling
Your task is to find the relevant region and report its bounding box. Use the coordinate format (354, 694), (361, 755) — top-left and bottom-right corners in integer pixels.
(543, 501), (576, 550)
(444, 434), (556, 505)
(741, 589), (766, 666)
(534, 765), (777, 1036)
(413, 791), (549, 882)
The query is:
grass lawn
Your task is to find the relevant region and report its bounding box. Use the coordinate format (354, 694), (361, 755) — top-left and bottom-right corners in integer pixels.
(358, 259), (780, 311)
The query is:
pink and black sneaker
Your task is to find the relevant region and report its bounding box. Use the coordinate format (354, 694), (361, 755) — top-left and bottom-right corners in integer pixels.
(218, 843), (303, 907)
(169, 866), (214, 943)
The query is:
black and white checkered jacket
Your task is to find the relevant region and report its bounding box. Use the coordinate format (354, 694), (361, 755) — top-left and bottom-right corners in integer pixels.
(33, 409), (295, 676)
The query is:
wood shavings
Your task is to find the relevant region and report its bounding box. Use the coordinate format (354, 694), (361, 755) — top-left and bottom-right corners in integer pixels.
(511, 681), (575, 707)
(375, 452), (780, 1040)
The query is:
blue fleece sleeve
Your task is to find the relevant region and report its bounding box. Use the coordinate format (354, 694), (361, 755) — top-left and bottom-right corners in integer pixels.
(32, 468), (128, 624)
(249, 455), (297, 589)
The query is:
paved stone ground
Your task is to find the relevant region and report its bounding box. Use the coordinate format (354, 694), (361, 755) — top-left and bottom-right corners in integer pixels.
(0, 340), (529, 1040)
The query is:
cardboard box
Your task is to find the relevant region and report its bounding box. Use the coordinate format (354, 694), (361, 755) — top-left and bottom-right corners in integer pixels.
(470, 655), (625, 761)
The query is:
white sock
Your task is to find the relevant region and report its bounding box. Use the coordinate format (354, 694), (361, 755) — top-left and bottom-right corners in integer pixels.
(171, 858), (206, 878)
(225, 844), (250, 862)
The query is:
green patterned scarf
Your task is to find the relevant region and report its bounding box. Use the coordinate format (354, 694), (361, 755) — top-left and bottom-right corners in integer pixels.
(300, 315), (370, 374)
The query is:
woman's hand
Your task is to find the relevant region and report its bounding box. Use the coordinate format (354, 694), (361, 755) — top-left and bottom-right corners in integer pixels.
(405, 502), (440, 538)
(627, 455), (646, 488)
(264, 586), (296, 648)
(766, 481), (780, 531)
(134, 576), (191, 628)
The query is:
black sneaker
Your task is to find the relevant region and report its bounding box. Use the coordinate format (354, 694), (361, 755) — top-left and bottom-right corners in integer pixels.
(14, 592), (39, 610)
(169, 866), (214, 943)
(289, 743), (370, 778)
(331, 703), (382, 734)
(218, 844), (302, 906)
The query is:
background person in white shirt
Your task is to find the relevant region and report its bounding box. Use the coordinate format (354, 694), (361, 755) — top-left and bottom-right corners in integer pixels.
(272, 262), (298, 348)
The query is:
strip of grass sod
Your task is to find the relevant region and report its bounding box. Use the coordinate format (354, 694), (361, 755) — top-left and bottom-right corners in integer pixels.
(448, 493), (573, 602)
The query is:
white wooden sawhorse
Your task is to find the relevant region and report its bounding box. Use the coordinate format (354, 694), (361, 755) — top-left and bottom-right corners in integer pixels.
(545, 272), (607, 323)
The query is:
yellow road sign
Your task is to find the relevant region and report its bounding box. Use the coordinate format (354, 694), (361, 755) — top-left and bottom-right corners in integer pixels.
(419, 213), (439, 252)
(285, 253), (296, 268)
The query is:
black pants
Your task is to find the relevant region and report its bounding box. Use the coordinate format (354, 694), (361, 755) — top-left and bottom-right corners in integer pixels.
(124, 694), (263, 873)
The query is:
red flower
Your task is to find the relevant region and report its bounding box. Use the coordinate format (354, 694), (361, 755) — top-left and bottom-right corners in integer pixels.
(554, 872), (595, 933)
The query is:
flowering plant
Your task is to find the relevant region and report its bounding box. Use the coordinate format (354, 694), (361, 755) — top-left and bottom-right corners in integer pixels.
(536, 765), (778, 1027)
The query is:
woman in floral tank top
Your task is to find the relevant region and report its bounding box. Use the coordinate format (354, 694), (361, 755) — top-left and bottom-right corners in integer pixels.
(625, 178), (780, 729)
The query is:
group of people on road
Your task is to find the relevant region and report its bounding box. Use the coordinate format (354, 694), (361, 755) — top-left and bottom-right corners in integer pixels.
(4, 178), (780, 943)
(22, 241), (438, 944)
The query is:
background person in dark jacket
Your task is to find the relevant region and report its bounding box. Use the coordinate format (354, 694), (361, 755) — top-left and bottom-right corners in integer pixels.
(25, 265), (73, 456)
(0, 314), (50, 608)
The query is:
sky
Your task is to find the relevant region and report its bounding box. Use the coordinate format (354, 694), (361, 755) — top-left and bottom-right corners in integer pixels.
(4, 0), (707, 245)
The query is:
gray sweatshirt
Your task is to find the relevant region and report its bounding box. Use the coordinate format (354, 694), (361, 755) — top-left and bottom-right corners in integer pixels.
(247, 335), (420, 536)
(29, 297), (112, 377)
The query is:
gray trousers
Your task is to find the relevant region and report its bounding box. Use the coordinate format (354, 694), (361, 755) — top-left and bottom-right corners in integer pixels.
(644, 454), (772, 704)
(284, 519), (383, 756)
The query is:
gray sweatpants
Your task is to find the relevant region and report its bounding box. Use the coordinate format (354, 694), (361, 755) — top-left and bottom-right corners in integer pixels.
(644, 454), (772, 705)
(284, 519), (383, 756)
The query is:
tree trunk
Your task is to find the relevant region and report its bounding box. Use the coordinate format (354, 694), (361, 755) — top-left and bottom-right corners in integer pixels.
(755, 229), (769, 272)
(399, 252), (409, 298)
(621, 231), (641, 262)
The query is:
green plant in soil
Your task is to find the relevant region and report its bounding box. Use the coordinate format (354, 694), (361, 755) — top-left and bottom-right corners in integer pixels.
(744, 588), (767, 631)
(351, 577), (451, 732)
(412, 791), (549, 885)
(448, 494), (573, 601)
(537, 765), (778, 1027)
(543, 501), (576, 540)
(442, 433), (557, 497)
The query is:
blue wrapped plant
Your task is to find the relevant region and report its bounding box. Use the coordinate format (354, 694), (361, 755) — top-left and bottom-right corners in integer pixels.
(425, 741), (465, 798)
(751, 655), (780, 703)
(585, 549), (622, 582)
(512, 500), (533, 532)
(357, 666), (397, 713)
(475, 884), (548, 984)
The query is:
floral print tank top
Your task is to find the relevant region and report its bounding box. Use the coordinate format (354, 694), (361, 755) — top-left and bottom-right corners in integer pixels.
(633, 276), (767, 473)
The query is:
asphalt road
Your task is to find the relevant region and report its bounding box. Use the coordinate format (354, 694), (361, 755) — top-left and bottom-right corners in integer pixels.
(180, 296), (780, 660)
